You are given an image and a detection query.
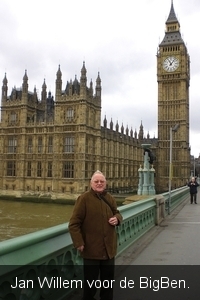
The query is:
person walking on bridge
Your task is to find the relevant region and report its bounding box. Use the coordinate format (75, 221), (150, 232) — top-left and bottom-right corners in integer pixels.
(69, 170), (123, 300)
(188, 176), (199, 204)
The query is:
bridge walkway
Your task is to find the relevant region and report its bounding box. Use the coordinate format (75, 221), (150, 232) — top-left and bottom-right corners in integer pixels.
(118, 192), (200, 265)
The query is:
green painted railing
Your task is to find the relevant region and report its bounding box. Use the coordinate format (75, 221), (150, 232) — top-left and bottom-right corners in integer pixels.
(0, 187), (189, 300)
(163, 186), (189, 216)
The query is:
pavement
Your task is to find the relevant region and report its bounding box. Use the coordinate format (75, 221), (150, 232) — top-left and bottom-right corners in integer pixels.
(131, 193), (200, 265)
(66, 193), (200, 299)
(117, 192), (200, 265)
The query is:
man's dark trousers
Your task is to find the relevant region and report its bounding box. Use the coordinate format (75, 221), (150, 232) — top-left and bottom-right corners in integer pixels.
(190, 193), (197, 204)
(82, 258), (115, 300)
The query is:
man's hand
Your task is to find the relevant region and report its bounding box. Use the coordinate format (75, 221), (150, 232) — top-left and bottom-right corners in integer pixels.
(77, 245), (84, 252)
(108, 217), (118, 226)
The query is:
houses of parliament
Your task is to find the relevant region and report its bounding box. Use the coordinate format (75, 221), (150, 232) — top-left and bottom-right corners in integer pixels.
(0, 2), (191, 199)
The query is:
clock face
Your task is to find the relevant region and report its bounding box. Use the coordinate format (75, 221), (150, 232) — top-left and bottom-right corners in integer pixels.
(163, 56), (179, 72)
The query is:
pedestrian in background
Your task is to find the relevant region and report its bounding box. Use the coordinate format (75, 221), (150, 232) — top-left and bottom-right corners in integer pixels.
(69, 170), (123, 300)
(188, 176), (199, 204)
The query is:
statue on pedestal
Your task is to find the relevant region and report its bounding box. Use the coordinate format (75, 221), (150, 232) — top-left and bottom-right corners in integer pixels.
(137, 144), (155, 195)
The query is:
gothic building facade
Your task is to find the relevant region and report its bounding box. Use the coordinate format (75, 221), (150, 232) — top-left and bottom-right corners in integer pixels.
(156, 1), (190, 190)
(0, 63), (154, 198)
(0, 1), (190, 198)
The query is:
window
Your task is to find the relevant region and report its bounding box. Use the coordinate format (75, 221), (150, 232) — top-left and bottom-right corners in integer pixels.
(63, 161), (74, 178)
(85, 162), (88, 178)
(8, 137), (17, 153)
(38, 137), (42, 153)
(10, 112), (17, 123)
(7, 161), (16, 176)
(64, 137), (74, 153)
(48, 136), (53, 153)
(37, 162), (42, 177)
(47, 162), (52, 177)
(66, 108), (74, 121)
(28, 138), (32, 153)
(27, 162), (31, 176)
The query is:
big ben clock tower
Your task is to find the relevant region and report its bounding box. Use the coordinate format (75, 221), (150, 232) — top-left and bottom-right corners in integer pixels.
(156, 1), (190, 192)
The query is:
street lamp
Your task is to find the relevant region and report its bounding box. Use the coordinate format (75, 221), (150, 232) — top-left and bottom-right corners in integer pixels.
(168, 124), (179, 215)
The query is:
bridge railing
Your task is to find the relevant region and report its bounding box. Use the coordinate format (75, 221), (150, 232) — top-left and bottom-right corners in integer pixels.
(0, 187), (189, 300)
(162, 185), (189, 216)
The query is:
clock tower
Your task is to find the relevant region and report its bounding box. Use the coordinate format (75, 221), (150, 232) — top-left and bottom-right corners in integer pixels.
(156, 1), (190, 192)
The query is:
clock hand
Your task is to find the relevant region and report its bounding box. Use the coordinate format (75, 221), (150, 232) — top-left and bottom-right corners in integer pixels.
(167, 58), (173, 65)
(168, 58), (174, 66)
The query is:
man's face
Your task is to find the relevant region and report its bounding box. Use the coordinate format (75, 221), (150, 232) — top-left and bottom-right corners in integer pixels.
(90, 174), (106, 193)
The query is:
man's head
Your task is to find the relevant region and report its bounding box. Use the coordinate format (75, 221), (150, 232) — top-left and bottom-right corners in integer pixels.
(90, 170), (106, 193)
(191, 177), (195, 182)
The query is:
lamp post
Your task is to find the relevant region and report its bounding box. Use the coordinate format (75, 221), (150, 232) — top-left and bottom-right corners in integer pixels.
(168, 124), (179, 215)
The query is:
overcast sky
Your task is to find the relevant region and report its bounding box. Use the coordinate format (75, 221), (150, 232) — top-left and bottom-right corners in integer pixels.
(0, 0), (200, 156)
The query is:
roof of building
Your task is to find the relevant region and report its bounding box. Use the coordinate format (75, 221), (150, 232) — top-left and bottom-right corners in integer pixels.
(160, 1), (184, 46)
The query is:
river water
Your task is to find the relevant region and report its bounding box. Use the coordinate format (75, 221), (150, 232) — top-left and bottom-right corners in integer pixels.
(0, 200), (75, 242)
